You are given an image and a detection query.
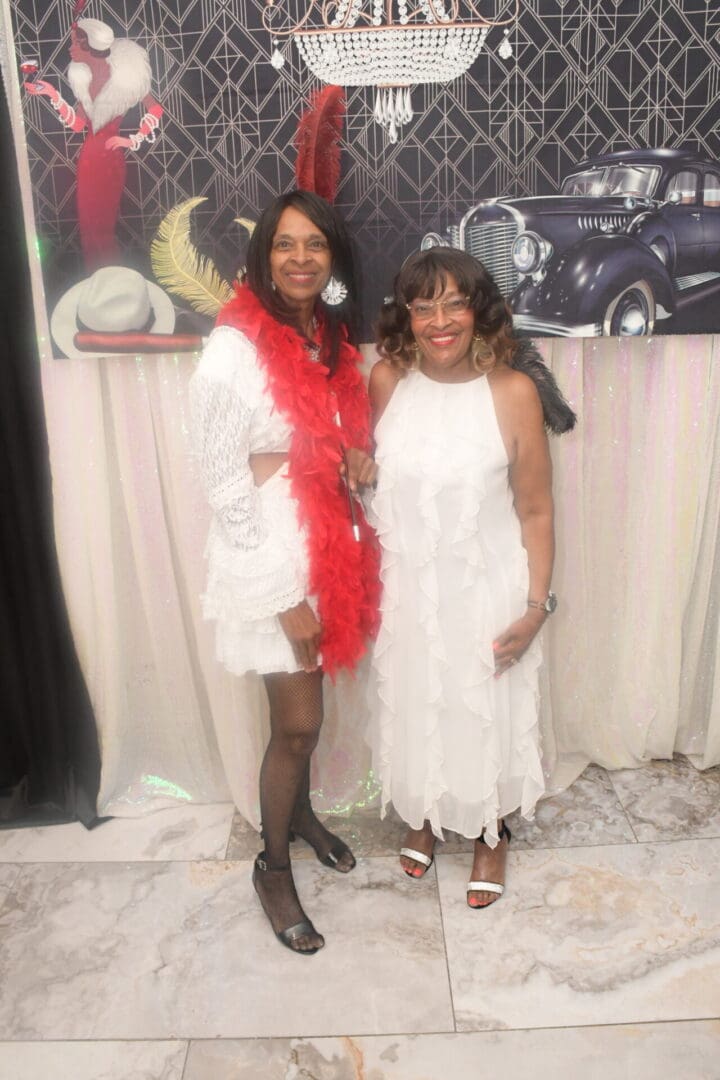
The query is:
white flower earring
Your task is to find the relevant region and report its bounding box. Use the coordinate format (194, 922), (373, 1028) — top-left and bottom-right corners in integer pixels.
(321, 276), (348, 306)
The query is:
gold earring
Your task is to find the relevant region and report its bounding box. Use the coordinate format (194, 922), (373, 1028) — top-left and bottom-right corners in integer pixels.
(471, 333), (492, 368)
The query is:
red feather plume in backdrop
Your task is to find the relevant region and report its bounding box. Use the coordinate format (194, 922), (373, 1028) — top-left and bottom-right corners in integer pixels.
(295, 86), (346, 203)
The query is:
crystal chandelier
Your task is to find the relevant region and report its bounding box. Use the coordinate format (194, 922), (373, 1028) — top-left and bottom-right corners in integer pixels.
(264, 0), (520, 142)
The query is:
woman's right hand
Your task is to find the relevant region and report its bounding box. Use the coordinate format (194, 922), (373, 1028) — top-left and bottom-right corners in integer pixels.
(24, 80), (56, 100)
(278, 601), (322, 672)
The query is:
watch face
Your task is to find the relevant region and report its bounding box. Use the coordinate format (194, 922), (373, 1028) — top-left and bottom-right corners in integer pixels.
(546, 592), (558, 613)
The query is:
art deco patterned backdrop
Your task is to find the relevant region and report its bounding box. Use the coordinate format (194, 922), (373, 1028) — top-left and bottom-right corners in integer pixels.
(8, 0), (720, 335)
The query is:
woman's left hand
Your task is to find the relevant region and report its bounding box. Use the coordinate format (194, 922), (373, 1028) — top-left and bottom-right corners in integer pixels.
(492, 609), (546, 678)
(341, 447), (378, 492)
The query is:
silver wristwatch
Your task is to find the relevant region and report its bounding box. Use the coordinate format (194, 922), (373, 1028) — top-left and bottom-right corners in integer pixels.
(527, 592), (557, 615)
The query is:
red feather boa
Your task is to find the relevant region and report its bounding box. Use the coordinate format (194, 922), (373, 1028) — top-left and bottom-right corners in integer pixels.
(216, 285), (380, 677)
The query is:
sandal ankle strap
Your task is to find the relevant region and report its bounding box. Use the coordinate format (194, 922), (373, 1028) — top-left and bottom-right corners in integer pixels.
(476, 822), (512, 845)
(255, 852), (291, 873)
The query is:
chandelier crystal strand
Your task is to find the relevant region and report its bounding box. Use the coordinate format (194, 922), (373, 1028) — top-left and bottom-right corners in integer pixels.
(268, 1), (522, 142)
(270, 38), (285, 69)
(295, 26), (487, 84)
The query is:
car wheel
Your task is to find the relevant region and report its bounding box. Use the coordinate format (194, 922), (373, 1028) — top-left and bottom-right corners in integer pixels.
(603, 281), (655, 336)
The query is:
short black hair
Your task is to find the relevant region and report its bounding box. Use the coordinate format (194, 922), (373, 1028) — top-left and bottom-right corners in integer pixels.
(245, 190), (359, 373)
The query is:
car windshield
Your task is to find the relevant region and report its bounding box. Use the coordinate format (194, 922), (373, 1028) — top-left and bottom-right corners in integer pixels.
(561, 165), (660, 198)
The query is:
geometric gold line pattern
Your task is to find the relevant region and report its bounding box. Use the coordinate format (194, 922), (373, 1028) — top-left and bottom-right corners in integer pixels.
(9, 0), (720, 328)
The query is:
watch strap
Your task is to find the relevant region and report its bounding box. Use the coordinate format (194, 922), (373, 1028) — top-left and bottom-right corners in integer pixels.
(527, 592), (556, 614)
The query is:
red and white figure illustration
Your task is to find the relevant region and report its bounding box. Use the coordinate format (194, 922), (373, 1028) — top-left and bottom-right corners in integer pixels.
(24, 13), (163, 270)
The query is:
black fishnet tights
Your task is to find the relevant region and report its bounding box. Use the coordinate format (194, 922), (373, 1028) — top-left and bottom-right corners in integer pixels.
(290, 763), (355, 872)
(260, 670), (324, 866)
(254, 670), (325, 952)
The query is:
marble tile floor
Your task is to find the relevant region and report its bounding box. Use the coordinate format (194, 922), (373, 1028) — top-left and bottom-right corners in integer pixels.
(0, 757), (718, 1080)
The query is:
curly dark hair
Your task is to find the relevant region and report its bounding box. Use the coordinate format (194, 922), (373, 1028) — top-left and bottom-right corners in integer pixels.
(376, 247), (517, 374)
(376, 247), (577, 433)
(244, 190), (359, 374)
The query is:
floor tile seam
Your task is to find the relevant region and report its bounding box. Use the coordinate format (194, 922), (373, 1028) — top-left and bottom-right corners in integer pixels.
(221, 833), (719, 859)
(0, 865), (22, 916)
(605, 770), (642, 843)
(0, 856), (246, 867)
(2, 832), (718, 868)
(0, 1038), (191, 1045)
(0, 853), (443, 868)
(177, 1014), (720, 1041)
(2, 1016), (719, 1045)
(629, 831), (720, 845)
(454, 1013), (720, 1035)
(180, 1038), (191, 1079)
(176, 1014), (720, 1040)
(432, 834), (720, 858)
(430, 861), (460, 1034)
(3, 834), (720, 872)
(221, 813), (235, 861)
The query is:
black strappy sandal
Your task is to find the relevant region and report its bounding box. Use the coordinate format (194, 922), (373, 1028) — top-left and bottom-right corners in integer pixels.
(262, 826), (356, 873)
(315, 838), (356, 872)
(467, 822), (512, 909)
(252, 852), (324, 955)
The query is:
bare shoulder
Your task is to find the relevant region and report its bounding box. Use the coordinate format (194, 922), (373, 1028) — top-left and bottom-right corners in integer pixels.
(488, 363), (541, 411)
(488, 363), (546, 461)
(369, 358), (401, 394)
(369, 359), (402, 423)
(489, 365), (544, 435)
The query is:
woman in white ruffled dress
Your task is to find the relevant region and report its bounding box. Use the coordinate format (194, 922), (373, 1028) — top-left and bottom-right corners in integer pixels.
(368, 248), (575, 908)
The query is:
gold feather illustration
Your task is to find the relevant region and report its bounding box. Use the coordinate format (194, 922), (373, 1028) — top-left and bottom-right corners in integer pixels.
(234, 216), (256, 239)
(150, 197), (234, 317)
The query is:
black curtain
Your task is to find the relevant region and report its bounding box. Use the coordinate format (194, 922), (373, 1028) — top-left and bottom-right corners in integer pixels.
(0, 72), (101, 827)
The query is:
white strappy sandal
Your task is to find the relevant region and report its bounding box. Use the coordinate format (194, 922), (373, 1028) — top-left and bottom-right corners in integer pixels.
(467, 822), (511, 908)
(400, 846), (434, 878)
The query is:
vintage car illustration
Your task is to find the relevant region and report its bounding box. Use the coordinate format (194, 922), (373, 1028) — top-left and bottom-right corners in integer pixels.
(422, 149), (720, 336)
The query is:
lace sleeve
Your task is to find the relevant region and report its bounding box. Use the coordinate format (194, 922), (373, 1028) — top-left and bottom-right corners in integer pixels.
(190, 371), (263, 551)
(189, 328), (307, 621)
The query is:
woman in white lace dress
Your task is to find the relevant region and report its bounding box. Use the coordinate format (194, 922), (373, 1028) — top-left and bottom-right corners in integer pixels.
(368, 248), (574, 908)
(190, 192), (379, 954)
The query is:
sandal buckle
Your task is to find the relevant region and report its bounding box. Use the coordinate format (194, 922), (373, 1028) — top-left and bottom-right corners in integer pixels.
(256, 856), (267, 871)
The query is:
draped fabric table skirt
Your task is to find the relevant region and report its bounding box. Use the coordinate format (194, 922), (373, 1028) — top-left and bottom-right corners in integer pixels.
(40, 336), (720, 823)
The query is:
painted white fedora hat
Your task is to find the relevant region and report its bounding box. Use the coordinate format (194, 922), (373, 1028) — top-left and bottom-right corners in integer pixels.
(51, 266), (176, 358)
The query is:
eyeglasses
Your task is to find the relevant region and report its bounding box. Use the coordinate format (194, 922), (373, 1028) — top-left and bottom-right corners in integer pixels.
(406, 296), (471, 320)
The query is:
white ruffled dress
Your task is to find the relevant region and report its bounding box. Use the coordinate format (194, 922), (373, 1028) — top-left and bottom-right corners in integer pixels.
(368, 369), (545, 846)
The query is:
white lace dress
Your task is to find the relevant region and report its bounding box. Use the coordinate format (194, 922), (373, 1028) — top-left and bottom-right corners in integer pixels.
(189, 324), (312, 675)
(368, 369), (545, 845)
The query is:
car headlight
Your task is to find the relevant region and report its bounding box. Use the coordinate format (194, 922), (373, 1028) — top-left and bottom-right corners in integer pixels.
(421, 233), (444, 251)
(512, 232), (550, 275)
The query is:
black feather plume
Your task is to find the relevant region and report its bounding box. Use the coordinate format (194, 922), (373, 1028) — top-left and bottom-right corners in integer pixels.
(509, 339), (577, 434)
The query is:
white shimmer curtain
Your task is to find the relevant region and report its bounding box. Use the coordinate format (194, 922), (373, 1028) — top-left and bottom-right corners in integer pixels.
(40, 335), (720, 822)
